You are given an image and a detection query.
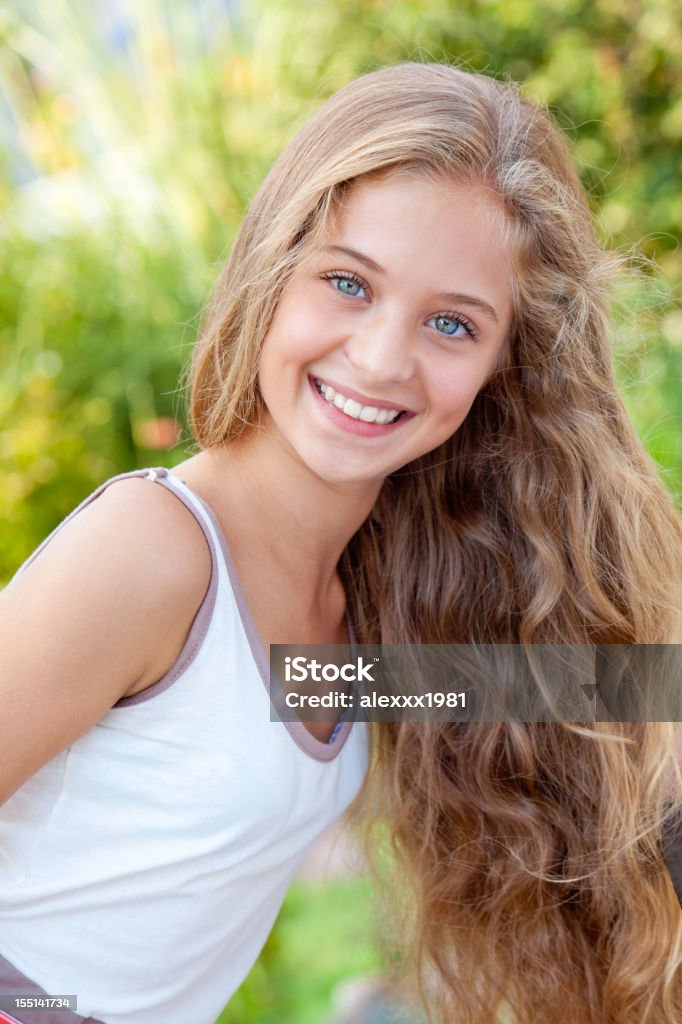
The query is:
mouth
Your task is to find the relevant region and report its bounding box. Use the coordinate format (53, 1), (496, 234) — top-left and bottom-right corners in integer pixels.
(311, 377), (410, 424)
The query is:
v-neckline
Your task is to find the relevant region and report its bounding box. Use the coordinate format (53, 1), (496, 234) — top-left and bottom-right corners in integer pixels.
(167, 470), (357, 764)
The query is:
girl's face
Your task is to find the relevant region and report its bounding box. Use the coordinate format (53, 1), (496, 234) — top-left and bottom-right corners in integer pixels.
(257, 173), (513, 490)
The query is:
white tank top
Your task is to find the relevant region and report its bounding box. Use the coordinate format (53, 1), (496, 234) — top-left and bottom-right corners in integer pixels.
(0, 467), (369, 1024)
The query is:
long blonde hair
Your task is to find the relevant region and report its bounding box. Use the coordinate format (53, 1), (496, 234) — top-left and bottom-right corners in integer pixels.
(188, 62), (682, 1023)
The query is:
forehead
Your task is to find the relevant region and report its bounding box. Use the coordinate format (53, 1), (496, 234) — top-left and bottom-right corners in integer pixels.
(309, 171), (513, 322)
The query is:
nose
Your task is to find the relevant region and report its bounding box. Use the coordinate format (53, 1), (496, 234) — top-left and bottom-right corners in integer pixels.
(343, 313), (416, 388)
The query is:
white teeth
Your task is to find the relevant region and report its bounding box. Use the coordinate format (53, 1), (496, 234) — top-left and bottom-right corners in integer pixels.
(315, 379), (402, 424)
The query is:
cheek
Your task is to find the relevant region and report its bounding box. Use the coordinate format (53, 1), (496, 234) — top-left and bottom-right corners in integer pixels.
(261, 310), (327, 372)
(429, 374), (483, 429)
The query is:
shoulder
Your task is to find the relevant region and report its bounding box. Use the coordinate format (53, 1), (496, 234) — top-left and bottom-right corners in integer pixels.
(92, 475), (212, 584)
(0, 474), (213, 802)
(8, 474), (213, 696)
(16, 474), (211, 597)
(92, 475), (214, 694)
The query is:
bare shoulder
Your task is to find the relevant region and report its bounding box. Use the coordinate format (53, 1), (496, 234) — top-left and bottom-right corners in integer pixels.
(73, 475), (213, 693)
(0, 475), (212, 804)
(89, 475), (212, 583)
(9, 475), (212, 630)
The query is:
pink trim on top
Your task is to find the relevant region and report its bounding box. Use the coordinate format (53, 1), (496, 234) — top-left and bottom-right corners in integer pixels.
(8, 465), (218, 711)
(0, 951), (104, 1023)
(112, 468), (218, 708)
(11, 465), (357, 763)
(165, 471), (358, 765)
(10, 468), (159, 582)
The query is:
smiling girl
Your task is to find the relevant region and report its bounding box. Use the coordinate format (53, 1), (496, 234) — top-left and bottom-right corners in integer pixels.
(1, 62), (681, 1024)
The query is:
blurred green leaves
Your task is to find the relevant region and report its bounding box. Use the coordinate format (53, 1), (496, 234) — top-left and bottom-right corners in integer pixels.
(0, 3), (680, 1019)
(1, 0), (680, 580)
(217, 876), (381, 1024)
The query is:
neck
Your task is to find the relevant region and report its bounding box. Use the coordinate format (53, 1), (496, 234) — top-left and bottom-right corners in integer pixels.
(189, 433), (381, 605)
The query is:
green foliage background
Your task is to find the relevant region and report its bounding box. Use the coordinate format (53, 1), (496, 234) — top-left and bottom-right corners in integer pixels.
(0, 1), (680, 1019)
(1, 0), (681, 584)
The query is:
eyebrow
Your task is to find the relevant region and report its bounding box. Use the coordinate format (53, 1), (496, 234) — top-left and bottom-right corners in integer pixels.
(323, 244), (500, 324)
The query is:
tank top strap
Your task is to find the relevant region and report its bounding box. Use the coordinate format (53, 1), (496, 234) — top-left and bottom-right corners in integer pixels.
(11, 467), (218, 585)
(138, 467), (221, 572)
(10, 467), (165, 582)
(9, 467), (223, 710)
(106, 467), (222, 708)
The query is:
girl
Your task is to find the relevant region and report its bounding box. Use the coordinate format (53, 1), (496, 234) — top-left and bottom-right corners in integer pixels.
(1, 61), (680, 1024)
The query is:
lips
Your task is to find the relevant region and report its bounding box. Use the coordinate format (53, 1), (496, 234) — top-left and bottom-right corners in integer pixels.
(309, 374), (413, 413)
(307, 376), (413, 440)
(313, 379), (403, 424)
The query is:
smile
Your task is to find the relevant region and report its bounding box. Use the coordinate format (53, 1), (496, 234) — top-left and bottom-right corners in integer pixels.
(313, 378), (405, 424)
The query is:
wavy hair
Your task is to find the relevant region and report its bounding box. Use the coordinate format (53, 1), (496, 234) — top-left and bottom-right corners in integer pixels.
(188, 63), (682, 1023)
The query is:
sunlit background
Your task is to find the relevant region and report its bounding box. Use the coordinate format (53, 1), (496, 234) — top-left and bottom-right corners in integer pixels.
(1, 1), (681, 1020)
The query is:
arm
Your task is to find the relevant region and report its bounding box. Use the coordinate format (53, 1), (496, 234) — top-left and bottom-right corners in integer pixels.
(0, 477), (211, 805)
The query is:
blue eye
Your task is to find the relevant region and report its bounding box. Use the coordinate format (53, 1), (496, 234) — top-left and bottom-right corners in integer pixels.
(321, 271), (367, 299)
(429, 313), (476, 339)
(336, 277), (363, 296)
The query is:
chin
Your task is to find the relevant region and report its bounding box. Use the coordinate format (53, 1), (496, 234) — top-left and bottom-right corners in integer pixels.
(314, 468), (376, 487)
(306, 458), (384, 489)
